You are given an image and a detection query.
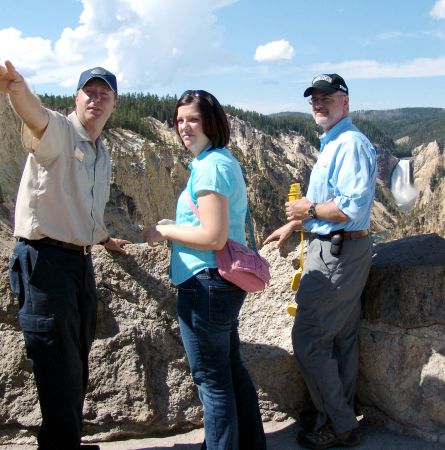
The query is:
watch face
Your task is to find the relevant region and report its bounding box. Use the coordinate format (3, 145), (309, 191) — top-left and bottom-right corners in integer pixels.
(309, 204), (317, 219)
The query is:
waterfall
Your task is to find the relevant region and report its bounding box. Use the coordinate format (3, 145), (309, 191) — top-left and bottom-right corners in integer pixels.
(390, 159), (419, 210)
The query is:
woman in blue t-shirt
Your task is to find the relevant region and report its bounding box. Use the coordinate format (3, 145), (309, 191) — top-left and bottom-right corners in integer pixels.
(143, 90), (266, 450)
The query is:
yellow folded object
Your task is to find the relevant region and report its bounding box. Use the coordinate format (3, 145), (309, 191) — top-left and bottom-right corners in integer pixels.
(287, 183), (304, 316)
(287, 304), (298, 316)
(290, 267), (302, 291)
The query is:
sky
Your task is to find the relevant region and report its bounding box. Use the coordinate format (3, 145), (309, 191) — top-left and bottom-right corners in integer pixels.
(1, 0), (445, 114)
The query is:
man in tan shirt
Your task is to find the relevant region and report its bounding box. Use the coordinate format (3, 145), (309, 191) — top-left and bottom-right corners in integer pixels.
(0, 60), (130, 450)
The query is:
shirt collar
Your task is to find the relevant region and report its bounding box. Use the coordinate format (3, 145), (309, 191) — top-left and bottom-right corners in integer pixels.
(68, 111), (95, 143)
(189, 145), (221, 171)
(320, 116), (352, 148)
(196, 144), (215, 161)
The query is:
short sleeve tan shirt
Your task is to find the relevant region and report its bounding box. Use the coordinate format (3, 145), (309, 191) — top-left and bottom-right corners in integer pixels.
(14, 110), (111, 246)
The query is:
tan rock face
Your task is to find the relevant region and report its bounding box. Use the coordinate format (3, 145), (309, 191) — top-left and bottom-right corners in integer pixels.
(0, 237), (306, 444)
(102, 115), (319, 244)
(359, 234), (445, 441)
(377, 145), (399, 188)
(391, 141), (445, 238)
(0, 94), (26, 210)
(413, 141), (443, 197)
(1, 231), (445, 444)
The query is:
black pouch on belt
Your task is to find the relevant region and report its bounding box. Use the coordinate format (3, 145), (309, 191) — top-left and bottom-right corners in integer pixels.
(330, 230), (344, 256)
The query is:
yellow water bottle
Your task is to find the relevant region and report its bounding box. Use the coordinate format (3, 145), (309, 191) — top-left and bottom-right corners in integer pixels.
(287, 183), (304, 317)
(288, 183), (301, 202)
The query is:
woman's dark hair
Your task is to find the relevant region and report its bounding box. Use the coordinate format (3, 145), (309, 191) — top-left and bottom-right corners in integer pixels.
(173, 90), (230, 149)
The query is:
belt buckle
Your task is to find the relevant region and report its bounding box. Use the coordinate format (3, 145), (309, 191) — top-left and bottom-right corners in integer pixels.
(83, 245), (91, 255)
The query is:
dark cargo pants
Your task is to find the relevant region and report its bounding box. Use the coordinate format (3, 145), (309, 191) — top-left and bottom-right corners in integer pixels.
(9, 240), (98, 450)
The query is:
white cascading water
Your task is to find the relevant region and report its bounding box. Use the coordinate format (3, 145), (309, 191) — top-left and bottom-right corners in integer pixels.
(390, 159), (419, 210)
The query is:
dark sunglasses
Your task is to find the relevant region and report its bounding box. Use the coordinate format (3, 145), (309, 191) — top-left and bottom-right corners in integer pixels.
(180, 89), (210, 99)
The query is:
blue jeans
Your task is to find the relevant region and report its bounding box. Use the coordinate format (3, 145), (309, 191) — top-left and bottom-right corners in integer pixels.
(9, 240), (98, 450)
(177, 268), (266, 450)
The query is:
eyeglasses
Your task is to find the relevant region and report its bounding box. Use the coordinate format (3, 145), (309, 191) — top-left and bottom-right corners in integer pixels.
(308, 94), (346, 106)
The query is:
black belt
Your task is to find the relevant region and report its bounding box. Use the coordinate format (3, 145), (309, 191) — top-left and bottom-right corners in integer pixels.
(316, 230), (369, 241)
(18, 237), (92, 255)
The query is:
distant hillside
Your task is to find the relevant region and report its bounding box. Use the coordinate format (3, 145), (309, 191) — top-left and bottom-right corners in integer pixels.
(269, 111), (396, 153)
(270, 108), (445, 157)
(225, 106), (320, 147)
(352, 108), (445, 155)
(269, 111), (311, 118)
(38, 93), (322, 148)
(38, 94), (444, 157)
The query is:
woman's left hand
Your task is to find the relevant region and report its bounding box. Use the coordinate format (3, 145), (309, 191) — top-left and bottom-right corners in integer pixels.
(142, 225), (165, 246)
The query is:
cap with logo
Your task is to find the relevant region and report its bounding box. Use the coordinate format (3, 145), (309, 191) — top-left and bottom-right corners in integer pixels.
(304, 74), (348, 97)
(77, 67), (118, 95)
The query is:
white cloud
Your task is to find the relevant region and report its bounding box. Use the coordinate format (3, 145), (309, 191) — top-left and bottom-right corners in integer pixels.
(312, 56), (445, 79)
(0, 28), (55, 71)
(430, 0), (445, 19)
(0, 0), (239, 91)
(254, 40), (295, 63)
(425, 29), (445, 40)
(376, 31), (414, 40)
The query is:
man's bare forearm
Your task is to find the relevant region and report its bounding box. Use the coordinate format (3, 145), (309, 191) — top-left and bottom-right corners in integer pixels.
(1, 61), (49, 139)
(9, 86), (49, 140)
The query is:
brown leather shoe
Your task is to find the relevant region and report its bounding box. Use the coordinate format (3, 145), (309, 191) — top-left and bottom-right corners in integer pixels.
(298, 408), (319, 431)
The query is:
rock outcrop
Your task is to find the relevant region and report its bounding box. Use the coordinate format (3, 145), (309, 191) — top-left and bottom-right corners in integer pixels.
(359, 234), (445, 442)
(392, 141), (445, 238)
(102, 114), (319, 244)
(1, 229), (445, 444)
(0, 95), (24, 210)
(0, 230), (307, 444)
(376, 145), (399, 188)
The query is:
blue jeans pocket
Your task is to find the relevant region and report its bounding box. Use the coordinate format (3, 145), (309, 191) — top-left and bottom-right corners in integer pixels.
(19, 313), (56, 332)
(208, 284), (245, 325)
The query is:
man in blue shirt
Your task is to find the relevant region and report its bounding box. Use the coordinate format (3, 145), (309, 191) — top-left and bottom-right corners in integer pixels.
(264, 74), (376, 449)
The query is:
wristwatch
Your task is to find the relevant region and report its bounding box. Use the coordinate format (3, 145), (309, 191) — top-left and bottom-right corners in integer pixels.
(308, 203), (318, 219)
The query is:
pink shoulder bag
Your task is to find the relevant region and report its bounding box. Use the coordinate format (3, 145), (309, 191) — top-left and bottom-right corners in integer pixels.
(186, 193), (271, 293)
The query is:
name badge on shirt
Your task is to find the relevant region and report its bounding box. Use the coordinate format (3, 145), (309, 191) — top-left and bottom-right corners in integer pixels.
(74, 147), (85, 162)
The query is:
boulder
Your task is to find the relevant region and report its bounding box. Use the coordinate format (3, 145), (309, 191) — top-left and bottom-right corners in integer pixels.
(358, 233), (445, 442)
(0, 234), (306, 445)
(1, 232), (445, 444)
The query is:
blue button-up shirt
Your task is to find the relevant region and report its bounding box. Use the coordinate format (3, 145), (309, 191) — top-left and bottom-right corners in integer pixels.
(304, 116), (376, 234)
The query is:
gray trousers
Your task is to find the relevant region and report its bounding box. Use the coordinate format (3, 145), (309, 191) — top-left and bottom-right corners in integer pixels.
(292, 235), (372, 434)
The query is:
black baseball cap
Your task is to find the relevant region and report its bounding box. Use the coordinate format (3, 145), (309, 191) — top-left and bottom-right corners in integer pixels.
(77, 67), (118, 95)
(304, 74), (348, 97)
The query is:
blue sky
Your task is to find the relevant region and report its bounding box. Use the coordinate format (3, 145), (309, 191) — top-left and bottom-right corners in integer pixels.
(1, 0), (445, 114)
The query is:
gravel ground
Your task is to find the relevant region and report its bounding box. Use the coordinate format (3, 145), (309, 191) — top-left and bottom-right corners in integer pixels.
(1, 418), (444, 450)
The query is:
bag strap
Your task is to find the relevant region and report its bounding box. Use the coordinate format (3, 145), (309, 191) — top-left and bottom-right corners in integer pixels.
(186, 192), (200, 218)
(245, 208), (257, 252)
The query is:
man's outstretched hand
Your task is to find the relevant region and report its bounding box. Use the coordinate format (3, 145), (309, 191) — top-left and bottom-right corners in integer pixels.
(0, 60), (25, 93)
(102, 237), (132, 255)
(263, 221), (302, 248)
